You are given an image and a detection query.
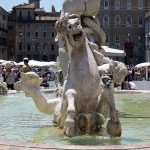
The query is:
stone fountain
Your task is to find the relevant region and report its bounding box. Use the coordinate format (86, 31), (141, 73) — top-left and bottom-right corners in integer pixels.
(14, 0), (128, 138)
(0, 81), (8, 94)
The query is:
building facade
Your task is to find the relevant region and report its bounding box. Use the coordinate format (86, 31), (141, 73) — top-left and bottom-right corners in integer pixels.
(12, 0), (60, 62)
(0, 7), (8, 60)
(98, 0), (150, 65)
(145, 11), (150, 62)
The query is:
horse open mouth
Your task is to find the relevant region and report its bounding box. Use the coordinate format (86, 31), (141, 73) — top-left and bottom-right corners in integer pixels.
(73, 31), (83, 41)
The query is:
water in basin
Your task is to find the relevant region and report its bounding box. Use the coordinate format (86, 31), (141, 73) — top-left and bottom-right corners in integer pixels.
(0, 92), (150, 146)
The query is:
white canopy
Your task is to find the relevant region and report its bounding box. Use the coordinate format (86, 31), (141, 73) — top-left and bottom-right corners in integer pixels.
(135, 62), (150, 68)
(101, 46), (125, 57)
(0, 61), (17, 66)
(0, 59), (6, 63)
(17, 60), (57, 67)
(135, 62), (150, 80)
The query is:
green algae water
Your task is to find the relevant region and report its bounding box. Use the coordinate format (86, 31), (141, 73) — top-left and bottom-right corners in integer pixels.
(0, 92), (150, 146)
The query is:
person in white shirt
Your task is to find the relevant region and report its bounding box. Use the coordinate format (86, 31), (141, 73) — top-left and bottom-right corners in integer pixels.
(2, 62), (18, 90)
(128, 80), (137, 90)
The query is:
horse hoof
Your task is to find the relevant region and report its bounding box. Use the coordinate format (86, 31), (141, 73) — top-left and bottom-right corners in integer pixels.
(64, 117), (79, 138)
(106, 119), (122, 137)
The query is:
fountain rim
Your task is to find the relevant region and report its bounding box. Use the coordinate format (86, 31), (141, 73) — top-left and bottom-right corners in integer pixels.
(1, 89), (150, 149)
(0, 137), (150, 150)
(6, 88), (150, 94)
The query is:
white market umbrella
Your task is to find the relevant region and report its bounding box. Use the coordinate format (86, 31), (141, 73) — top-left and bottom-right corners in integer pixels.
(135, 62), (150, 80)
(17, 60), (41, 67)
(17, 60), (57, 67)
(0, 61), (17, 66)
(0, 59), (6, 63)
(135, 62), (150, 68)
(101, 46), (125, 57)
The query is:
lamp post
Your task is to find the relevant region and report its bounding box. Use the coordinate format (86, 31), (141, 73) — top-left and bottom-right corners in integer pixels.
(116, 39), (120, 49)
(17, 33), (23, 60)
(145, 34), (150, 62)
(32, 38), (35, 59)
(42, 43), (47, 61)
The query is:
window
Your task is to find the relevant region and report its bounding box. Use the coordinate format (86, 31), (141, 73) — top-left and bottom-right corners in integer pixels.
(127, 33), (131, 42)
(18, 44), (22, 50)
(8, 26), (13, 30)
(115, 15), (120, 27)
(115, 0), (120, 9)
(51, 45), (55, 51)
(43, 32), (46, 37)
(19, 32), (22, 37)
(42, 43), (47, 50)
(27, 44), (31, 51)
(27, 32), (30, 37)
(126, 16), (132, 26)
(138, 0), (143, 9)
(27, 24), (30, 28)
(18, 23), (22, 28)
(127, 0), (132, 9)
(27, 11), (31, 19)
(138, 16), (143, 25)
(35, 32), (38, 37)
(138, 35), (143, 43)
(3, 14), (6, 21)
(115, 35), (120, 48)
(50, 23), (55, 28)
(18, 11), (22, 19)
(52, 23), (55, 28)
(43, 23), (47, 28)
(35, 44), (39, 51)
(35, 23), (38, 28)
(50, 55), (56, 61)
(2, 48), (4, 54)
(51, 32), (55, 38)
(115, 35), (120, 43)
(103, 15), (109, 27)
(104, 0), (109, 9)
(105, 34), (109, 43)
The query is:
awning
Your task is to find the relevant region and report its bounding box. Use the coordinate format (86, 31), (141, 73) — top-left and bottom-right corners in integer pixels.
(135, 62), (150, 68)
(17, 60), (57, 67)
(101, 46), (126, 57)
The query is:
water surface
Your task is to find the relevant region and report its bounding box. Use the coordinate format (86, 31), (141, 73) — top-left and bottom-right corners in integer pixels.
(0, 92), (150, 146)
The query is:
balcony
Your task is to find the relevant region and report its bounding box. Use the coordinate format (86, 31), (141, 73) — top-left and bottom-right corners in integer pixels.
(15, 16), (34, 22)
(0, 28), (8, 33)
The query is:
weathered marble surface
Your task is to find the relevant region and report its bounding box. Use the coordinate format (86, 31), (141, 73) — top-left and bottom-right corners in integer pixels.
(14, 0), (128, 138)
(0, 81), (8, 94)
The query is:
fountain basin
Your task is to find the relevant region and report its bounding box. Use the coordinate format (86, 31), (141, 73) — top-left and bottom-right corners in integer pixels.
(0, 90), (150, 149)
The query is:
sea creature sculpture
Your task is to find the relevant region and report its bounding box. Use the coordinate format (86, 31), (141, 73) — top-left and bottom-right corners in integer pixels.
(56, 0), (106, 80)
(0, 81), (8, 94)
(14, 14), (127, 138)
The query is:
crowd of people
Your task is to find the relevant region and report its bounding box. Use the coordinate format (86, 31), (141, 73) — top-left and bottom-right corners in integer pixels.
(0, 57), (57, 90)
(1, 58), (150, 91)
(121, 65), (150, 90)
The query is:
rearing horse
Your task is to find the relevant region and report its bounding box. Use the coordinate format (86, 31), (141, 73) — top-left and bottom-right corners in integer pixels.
(56, 14), (122, 137)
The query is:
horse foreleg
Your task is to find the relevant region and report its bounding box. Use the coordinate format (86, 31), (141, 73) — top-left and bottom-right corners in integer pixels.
(63, 89), (79, 137)
(103, 85), (122, 137)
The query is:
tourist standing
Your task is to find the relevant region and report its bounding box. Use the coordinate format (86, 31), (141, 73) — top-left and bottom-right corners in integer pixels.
(2, 62), (18, 90)
(22, 57), (32, 73)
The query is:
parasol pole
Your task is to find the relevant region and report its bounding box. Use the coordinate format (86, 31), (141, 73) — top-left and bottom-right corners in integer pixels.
(146, 66), (148, 81)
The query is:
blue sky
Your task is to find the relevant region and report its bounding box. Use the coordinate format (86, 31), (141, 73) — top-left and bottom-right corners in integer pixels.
(0, 0), (63, 12)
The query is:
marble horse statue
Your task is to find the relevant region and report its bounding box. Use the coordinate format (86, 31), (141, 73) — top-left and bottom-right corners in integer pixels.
(56, 0), (106, 80)
(0, 81), (8, 94)
(14, 13), (127, 138)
